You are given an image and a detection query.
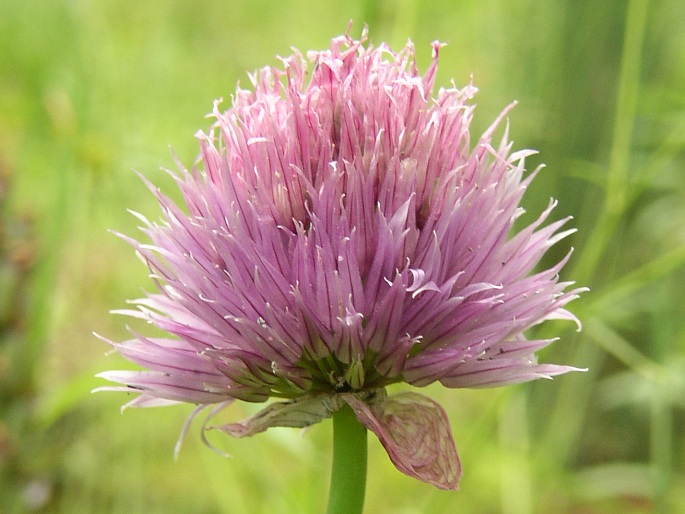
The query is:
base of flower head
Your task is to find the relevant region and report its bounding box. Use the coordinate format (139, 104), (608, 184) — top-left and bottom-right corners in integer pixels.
(296, 350), (400, 393)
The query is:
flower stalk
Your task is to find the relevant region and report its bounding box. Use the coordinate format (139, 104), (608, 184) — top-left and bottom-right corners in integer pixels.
(327, 405), (368, 514)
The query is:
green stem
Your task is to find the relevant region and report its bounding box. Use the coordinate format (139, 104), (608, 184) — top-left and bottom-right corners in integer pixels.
(571, 0), (648, 284)
(326, 404), (368, 514)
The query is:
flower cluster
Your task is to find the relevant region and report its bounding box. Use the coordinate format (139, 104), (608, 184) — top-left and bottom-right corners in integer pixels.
(97, 30), (584, 490)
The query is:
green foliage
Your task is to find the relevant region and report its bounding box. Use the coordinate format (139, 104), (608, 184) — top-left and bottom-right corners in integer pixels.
(1, 0), (683, 512)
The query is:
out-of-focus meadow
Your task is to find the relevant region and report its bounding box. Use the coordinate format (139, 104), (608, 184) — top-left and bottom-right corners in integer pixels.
(1, 0), (684, 512)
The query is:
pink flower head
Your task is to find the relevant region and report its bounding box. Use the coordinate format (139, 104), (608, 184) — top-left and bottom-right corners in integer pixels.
(97, 29), (584, 490)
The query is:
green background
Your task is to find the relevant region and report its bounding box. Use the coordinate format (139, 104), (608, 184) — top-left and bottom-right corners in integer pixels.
(1, 0), (684, 512)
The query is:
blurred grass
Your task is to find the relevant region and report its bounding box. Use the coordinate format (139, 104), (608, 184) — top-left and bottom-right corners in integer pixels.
(1, 0), (684, 512)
